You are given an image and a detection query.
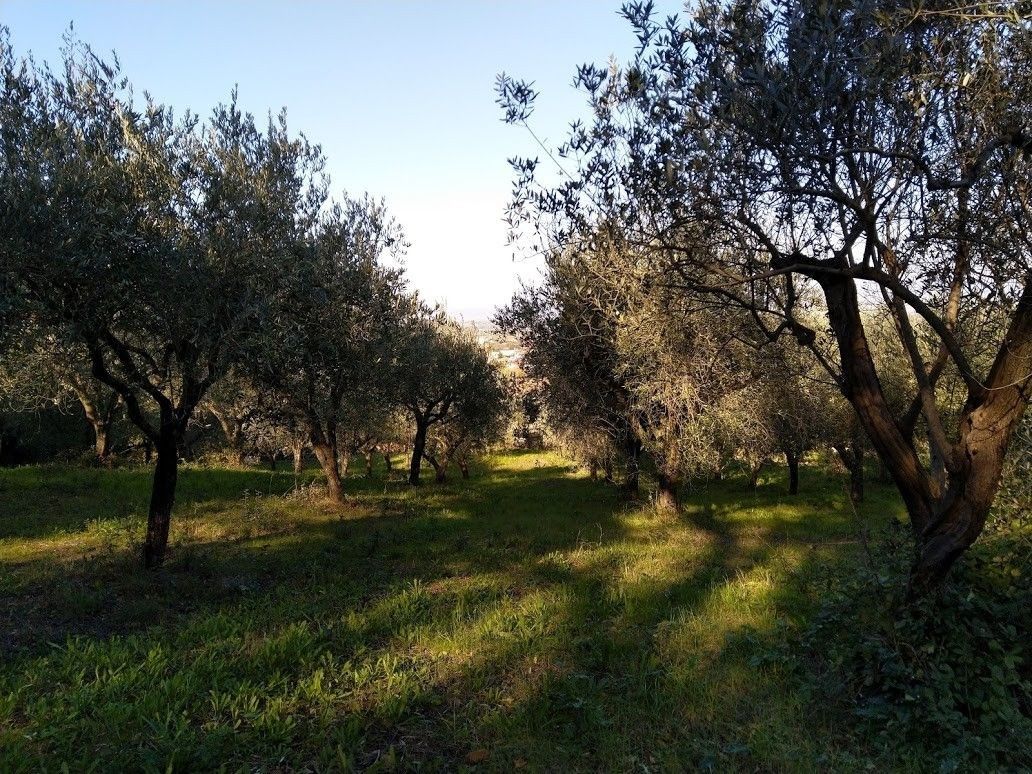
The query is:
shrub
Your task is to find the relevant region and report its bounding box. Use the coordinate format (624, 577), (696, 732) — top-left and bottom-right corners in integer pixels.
(780, 521), (1031, 770)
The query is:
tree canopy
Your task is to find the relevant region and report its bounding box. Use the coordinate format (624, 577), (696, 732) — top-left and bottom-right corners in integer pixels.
(497, 0), (1032, 594)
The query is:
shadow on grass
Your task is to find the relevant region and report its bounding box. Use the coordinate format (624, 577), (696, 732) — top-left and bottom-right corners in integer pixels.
(0, 452), (907, 770)
(0, 454), (631, 653)
(0, 463), (332, 540)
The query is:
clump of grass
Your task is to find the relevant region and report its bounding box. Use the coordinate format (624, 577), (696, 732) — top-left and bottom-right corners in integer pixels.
(283, 478), (328, 504)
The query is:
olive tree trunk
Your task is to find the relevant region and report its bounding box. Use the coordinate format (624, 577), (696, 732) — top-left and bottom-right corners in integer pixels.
(409, 419), (429, 485)
(72, 388), (119, 463)
(426, 454), (447, 483)
(144, 424), (179, 568)
(816, 272), (1032, 596)
(309, 423), (345, 504)
(785, 450), (800, 495)
(749, 460), (765, 490)
(656, 472), (679, 512)
(833, 441), (865, 505)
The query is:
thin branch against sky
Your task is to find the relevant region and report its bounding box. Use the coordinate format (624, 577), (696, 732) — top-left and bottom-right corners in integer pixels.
(3, 0), (684, 319)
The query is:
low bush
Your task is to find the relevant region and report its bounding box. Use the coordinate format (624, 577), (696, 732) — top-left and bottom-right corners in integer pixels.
(773, 518), (1031, 770)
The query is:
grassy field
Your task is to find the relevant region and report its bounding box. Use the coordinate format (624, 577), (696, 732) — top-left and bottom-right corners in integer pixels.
(0, 451), (910, 771)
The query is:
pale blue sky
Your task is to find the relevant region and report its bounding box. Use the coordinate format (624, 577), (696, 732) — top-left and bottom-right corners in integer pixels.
(1, 1), (682, 318)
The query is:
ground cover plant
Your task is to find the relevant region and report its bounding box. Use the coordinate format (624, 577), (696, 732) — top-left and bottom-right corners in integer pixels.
(3, 452), (1026, 771)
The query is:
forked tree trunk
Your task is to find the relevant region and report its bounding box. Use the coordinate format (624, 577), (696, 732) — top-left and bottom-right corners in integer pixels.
(927, 426), (948, 496)
(409, 420), (429, 485)
(144, 426), (179, 569)
(816, 272), (1032, 596)
(312, 442), (344, 503)
(436, 436), (467, 485)
(94, 422), (112, 461)
(785, 450), (800, 495)
(292, 440), (304, 475)
(423, 450), (447, 483)
(73, 388), (118, 463)
(913, 300), (1032, 591)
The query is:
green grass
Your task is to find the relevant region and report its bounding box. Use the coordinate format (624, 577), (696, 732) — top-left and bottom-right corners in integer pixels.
(0, 451), (908, 771)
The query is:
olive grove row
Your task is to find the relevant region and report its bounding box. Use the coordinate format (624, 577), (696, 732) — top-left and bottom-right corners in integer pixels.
(495, 0), (1031, 597)
(0, 33), (508, 567)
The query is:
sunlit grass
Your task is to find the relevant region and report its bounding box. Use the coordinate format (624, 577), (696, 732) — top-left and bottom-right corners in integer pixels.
(0, 451), (906, 771)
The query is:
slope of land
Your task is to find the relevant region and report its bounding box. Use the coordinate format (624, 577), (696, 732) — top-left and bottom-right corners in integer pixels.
(1, 452), (910, 770)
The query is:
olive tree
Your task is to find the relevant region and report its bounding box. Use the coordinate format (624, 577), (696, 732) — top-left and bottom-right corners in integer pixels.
(422, 356), (508, 482)
(244, 196), (407, 503)
(0, 323), (123, 461)
(495, 241), (644, 492)
(0, 35), (324, 566)
(396, 315), (503, 485)
(202, 370), (259, 466)
(752, 341), (832, 495)
(498, 1), (1032, 595)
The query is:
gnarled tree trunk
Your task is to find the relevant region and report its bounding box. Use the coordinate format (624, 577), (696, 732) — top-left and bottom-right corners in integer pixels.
(656, 472), (679, 512)
(208, 404), (246, 466)
(93, 415), (112, 461)
(310, 423), (345, 504)
(71, 387), (119, 463)
(833, 439), (865, 505)
(749, 460), (765, 490)
(426, 454), (447, 483)
(818, 272), (1032, 596)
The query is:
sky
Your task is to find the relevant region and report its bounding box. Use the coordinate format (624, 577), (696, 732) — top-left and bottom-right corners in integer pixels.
(1, 0), (684, 320)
